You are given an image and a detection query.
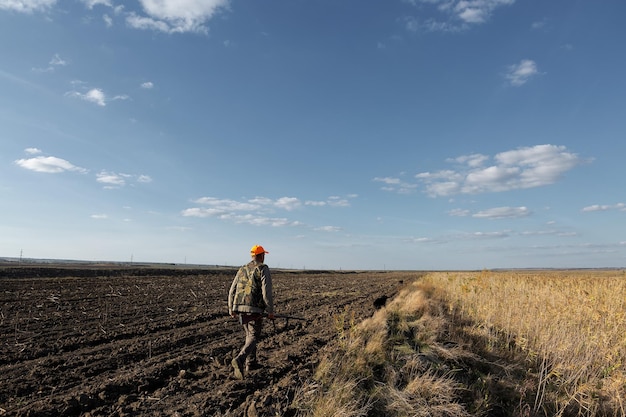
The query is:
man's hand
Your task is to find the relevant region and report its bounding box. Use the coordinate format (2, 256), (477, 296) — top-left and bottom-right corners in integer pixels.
(230, 311), (237, 318)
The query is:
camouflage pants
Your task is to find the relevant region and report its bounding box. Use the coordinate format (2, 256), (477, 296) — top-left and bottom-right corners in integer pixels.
(236, 316), (262, 365)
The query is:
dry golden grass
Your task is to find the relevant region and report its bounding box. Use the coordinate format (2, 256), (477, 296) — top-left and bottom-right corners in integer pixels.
(293, 279), (476, 417)
(293, 270), (626, 417)
(421, 269), (626, 416)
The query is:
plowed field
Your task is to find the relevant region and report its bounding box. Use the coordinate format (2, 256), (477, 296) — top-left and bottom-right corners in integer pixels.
(0, 266), (416, 416)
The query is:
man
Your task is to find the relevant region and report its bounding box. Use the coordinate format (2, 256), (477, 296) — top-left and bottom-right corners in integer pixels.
(228, 244), (275, 379)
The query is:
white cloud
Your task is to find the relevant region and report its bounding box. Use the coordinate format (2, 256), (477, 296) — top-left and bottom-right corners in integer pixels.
(403, 0), (515, 32)
(96, 171), (128, 187)
(194, 197), (261, 212)
(305, 195), (355, 207)
(126, 13), (171, 32)
(469, 231), (510, 239)
(182, 194), (351, 228)
(275, 197), (301, 211)
(520, 229), (578, 237)
(373, 176), (419, 194)
(141, 81), (154, 89)
(473, 206), (531, 219)
(192, 196), (306, 213)
(0, 0), (57, 13)
(402, 16), (420, 32)
(315, 226), (342, 232)
(49, 53), (67, 67)
(15, 156), (87, 174)
(414, 229), (512, 245)
(505, 59), (539, 86)
(112, 94), (130, 102)
(448, 208), (470, 217)
(96, 171), (150, 188)
(327, 196), (351, 207)
(409, 237), (434, 243)
(457, 0), (515, 22)
(66, 88), (107, 106)
(413, 144), (583, 197)
(66, 88), (130, 106)
(126, 0), (230, 34)
(373, 176), (401, 185)
(90, 214), (108, 219)
(582, 203), (626, 212)
(448, 153), (488, 168)
(531, 18), (547, 30)
(103, 14), (113, 27)
(25, 147), (42, 155)
(32, 53), (68, 73)
(181, 208), (301, 227)
(80, 0), (112, 9)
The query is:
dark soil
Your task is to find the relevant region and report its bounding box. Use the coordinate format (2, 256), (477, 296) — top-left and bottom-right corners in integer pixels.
(0, 266), (416, 416)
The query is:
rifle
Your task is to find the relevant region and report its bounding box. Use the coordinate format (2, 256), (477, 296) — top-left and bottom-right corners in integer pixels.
(263, 312), (308, 323)
(230, 312), (309, 328)
(263, 313), (307, 321)
(263, 312), (308, 332)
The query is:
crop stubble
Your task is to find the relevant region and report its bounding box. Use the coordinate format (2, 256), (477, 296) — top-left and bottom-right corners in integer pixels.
(0, 267), (414, 416)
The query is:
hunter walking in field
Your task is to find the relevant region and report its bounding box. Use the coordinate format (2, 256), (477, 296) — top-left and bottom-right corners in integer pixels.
(228, 244), (275, 379)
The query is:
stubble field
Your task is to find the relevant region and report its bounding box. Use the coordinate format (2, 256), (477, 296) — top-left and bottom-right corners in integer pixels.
(0, 265), (413, 417)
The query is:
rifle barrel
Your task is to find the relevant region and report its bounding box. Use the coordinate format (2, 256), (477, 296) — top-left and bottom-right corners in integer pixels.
(266, 313), (308, 321)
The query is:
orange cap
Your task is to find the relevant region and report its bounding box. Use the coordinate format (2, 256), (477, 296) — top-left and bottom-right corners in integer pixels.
(250, 245), (269, 255)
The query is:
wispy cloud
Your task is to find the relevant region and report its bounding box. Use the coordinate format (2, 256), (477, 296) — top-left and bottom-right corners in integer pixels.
(411, 225), (579, 246)
(449, 206), (534, 219)
(49, 53), (67, 66)
(410, 145), (584, 197)
(520, 229), (578, 237)
(582, 203), (626, 212)
(25, 147), (42, 155)
(66, 88), (106, 106)
(141, 81), (154, 89)
(90, 213), (108, 219)
(65, 87), (130, 106)
(315, 226), (343, 232)
(472, 206), (531, 219)
(448, 208), (470, 217)
(403, 0), (515, 32)
(410, 229), (512, 245)
(81, 0), (112, 9)
(0, 0), (57, 13)
(181, 207), (301, 228)
(373, 176), (418, 194)
(505, 59), (539, 86)
(305, 195), (356, 207)
(531, 18), (547, 30)
(32, 53), (68, 73)
(182, 194), (351, 229)
(96, 171), (152, 189)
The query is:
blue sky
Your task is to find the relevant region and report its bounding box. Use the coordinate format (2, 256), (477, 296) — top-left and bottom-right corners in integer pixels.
(1, 0), (625, 270)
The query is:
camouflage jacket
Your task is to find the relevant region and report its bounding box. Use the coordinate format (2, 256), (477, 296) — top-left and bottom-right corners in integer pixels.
(228, 260), (274, 315)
